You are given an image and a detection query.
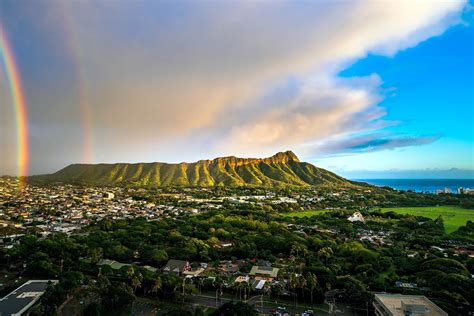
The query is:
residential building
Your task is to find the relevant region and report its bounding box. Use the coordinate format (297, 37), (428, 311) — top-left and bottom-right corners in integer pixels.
(348, 212), (365, 223)
(162, 259), (191, 275)
(249, 266), (279, 278)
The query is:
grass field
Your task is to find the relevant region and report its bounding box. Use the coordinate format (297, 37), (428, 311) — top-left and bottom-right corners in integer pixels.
(284, 209), (330, 218)
(380, 206), (474, 233)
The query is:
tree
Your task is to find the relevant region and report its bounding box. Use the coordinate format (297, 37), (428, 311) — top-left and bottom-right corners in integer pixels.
(31, 282), (67, 315)
(100, 282), (134, 310)
(125, 266), (143, 293)
(152, 276), (162, 298)
(421, 258), (469, 276)
(214, 276), (224, 300)
(61, 271), (84, 291)
(271, 282), (285, 303)
(243, 281), (252, 302)
(89, 247), (103, 264)
(291, 243), (308, 262)
(288, 273), (298, 293)
(131, 273), (143, 293)
(307, 272), (318, 303)
(318, 247), (334, 265)
(338, 276), (373, 308)
(150, 248), (168, 265)
(197, 277), (204, 294)
(297, 275), (307, 298)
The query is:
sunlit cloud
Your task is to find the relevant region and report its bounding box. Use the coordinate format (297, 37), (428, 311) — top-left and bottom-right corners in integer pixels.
(0, 0), (468, 174)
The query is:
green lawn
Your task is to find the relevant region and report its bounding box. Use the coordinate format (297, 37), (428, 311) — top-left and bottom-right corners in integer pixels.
(380, 206), (474, 233)
(284, 209), (330, 218)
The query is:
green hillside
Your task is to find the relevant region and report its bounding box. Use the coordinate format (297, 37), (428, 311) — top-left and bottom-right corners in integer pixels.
(29, 151), (358, 187)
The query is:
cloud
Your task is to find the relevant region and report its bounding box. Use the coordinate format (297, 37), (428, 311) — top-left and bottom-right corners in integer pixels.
(307, 134), (440, 157)
(213, 73), (389, 156)
(336, 168), (474, 180)
(0, 0), (468, 173)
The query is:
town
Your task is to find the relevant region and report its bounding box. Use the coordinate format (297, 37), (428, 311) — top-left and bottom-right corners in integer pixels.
(1, 177), (473, 315)
(2, 0), (473, 315)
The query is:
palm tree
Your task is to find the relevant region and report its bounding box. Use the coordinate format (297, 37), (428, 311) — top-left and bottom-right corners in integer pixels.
(197, 277), (204, 294)
(151, 276), (162, 298)
(291, 244), (302, 258)
(291, 244), (308, 273)
(318, 247), (333, 265)
(263, 284), (271, 303)
(236, 280), (247, 301)
(211, 276), (224, 307)
(272, 282), (284, 303)
(131, 272), (143, 293)
(182, 277), (189, 301)
(298, 275), (307, 299)
(306, 272), (318, 303)
(288, 272), (299, 309)
(288, 273), (298, 293)
(214, 276), (224, 301)
(126, 266), (135, 281)
(291, 244), (308, 259)
(243, 281), (253, 302)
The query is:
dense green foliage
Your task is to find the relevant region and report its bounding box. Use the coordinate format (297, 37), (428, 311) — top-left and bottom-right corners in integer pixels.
(3, 202), (474, 315)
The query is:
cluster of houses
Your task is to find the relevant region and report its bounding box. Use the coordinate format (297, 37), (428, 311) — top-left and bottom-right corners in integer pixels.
(97, 256), (281, 292)
(0, 177), (365, 251)
(0, 179), (212, 248)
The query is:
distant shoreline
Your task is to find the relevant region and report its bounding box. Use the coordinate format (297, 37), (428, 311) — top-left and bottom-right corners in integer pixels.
(355, 178), (474, 193)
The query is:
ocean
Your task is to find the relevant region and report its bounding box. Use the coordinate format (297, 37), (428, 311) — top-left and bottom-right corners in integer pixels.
(355, 179), (474, 193)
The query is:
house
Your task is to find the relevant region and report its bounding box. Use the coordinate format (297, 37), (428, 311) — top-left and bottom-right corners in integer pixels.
(162, 259), (191, 275)
(214, 241), (234, 249)
(234, 276), (250, 284)
(249, 266), (279, 278)
(143, 265), (158, 273)
(219, 260), (240, 273)
(183, 267), (204, 277)
(97, 259), (129, 270)
(373, 293), (447, 316)
(395, 281), (418, 289)
(104, 192), (115, 199)
(348, 212), (365, 223)
(252, 279), (266, 290)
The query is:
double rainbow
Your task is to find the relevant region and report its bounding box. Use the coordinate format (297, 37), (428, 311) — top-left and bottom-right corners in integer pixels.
(0, 25), (29, 183)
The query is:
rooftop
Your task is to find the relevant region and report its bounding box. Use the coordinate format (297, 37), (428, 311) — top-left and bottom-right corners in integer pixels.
(0, 280), (58, 316)
(249, 265), (279, 278)
(374, 293), (447, 316)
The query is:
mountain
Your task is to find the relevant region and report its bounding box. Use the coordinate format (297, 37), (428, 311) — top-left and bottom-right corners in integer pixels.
(29, 151), (358, 187)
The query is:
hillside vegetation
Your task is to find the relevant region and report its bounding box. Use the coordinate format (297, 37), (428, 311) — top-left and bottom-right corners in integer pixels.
(29, 151), (357, 187)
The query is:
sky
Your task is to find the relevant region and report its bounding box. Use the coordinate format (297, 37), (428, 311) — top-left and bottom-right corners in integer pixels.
(0, 0), (473, 178)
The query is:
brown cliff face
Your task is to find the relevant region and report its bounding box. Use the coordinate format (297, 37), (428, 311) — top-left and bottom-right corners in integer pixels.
(206, 151), (300, 167)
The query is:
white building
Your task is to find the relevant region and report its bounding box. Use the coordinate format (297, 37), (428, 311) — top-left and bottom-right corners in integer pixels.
(436, 188), (451, 195)
(348, 212), (365, 223)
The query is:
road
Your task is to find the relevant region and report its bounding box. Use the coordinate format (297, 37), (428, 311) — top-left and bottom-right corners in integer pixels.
(187, 293), (352, 315)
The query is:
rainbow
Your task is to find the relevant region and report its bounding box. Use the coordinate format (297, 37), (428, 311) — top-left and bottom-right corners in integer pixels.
(59, 3), (95, 165)
(0, 25), (29, 183)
